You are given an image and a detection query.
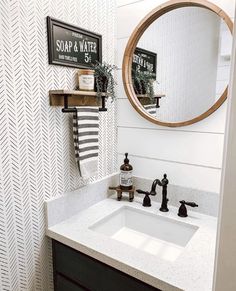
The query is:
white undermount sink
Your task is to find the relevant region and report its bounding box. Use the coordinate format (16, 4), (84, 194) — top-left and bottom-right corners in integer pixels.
(90, 206), (198, 262)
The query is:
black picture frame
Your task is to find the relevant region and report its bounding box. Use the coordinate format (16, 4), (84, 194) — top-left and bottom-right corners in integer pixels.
(47, 17), (102, 69)
(132, 47), (157, 77)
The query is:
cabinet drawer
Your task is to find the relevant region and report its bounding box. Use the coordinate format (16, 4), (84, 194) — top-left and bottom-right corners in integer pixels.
(56, 273), (87, 291)
(53, 240), (160, 291)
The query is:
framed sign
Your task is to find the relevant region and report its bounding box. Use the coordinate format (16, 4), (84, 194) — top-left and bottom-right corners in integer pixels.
(47, 17), (102, 69)
(132, 47), (157, 77)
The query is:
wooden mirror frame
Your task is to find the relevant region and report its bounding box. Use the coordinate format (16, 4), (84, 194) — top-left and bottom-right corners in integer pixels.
(122, 0), (233, 127)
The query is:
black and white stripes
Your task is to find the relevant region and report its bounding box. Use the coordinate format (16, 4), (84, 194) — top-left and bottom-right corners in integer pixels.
(73, 107), (99, 178)
(143, 104), (157, 116)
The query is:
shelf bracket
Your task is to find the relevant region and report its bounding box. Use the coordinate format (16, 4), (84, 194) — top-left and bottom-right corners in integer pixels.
(154, 96), (162, 108)
(99, 96), (107, 112)
(61, 95), (77, 113)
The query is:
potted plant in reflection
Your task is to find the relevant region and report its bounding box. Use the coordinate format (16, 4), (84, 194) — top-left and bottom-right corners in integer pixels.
(132, 70), (156, 101)
(93, 61), (117, 101)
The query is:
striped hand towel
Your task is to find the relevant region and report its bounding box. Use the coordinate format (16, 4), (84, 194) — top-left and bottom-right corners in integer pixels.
(73, 106), (99, 178)
(143, 104), (157, 116)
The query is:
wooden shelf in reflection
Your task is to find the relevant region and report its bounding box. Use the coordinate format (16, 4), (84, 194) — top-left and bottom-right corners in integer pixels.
(137, 94), (166, 106)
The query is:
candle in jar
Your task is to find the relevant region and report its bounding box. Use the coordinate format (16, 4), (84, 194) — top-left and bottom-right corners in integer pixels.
(77, 69), (95, 91)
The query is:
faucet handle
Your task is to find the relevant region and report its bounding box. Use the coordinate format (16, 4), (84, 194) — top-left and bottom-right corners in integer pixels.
(136, 189), (152, 207)
(178, 200), (198, 217)
(136, 189), (150, 195)
(184, 201), (198, 208)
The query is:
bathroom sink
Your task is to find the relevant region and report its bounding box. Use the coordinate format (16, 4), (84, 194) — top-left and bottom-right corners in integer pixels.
(90, 206), (198, 261)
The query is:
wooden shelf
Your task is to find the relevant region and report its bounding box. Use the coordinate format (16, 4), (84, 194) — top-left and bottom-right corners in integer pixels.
(137, 94), (165, 98)
(49, 90), (107, 107)
(137, 94), (165, 106)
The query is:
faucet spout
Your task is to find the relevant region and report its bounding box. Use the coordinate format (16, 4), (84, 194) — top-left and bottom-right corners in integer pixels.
(150, 179), (162, 195)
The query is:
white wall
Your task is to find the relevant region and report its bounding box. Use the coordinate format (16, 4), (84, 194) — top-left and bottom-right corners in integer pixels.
(0, 0), (116, 290)
(214, 6), (236, 288)
(138, 7), (220, 122)
(117, 0), (235, 193)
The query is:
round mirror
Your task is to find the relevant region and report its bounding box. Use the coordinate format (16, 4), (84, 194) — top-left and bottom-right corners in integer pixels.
(123, 1), (233, 127)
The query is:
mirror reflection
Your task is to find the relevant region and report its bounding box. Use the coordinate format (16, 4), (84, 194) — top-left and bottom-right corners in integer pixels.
(132, 7), (232, 123)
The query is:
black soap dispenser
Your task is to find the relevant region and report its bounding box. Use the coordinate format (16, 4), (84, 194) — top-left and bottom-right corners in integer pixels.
(120, 153), (133, 191)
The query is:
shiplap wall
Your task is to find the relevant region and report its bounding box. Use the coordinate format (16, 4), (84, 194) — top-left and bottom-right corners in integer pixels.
(117, 0), (235, 193)
(0, 0), (116, 290)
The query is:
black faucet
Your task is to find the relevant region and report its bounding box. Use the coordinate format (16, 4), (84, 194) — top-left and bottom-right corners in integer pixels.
(137, 174), (169, 212)
(150, 174), (169, 212)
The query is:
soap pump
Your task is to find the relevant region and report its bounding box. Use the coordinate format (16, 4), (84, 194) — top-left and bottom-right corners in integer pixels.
(120, 153), (133, 191)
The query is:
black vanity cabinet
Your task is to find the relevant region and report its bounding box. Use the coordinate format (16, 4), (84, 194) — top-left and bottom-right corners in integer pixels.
(52, 240), (161, 291)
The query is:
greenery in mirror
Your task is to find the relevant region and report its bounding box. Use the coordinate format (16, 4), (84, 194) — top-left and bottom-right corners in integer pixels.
(93, 61), (118, 102)
(132, 70), (156, 101)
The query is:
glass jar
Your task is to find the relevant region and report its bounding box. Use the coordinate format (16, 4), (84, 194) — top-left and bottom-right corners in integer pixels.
(77, 69), (95, 91)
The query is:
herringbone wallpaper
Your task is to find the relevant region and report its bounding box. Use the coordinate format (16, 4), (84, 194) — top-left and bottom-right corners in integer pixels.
(0, 0), (116, 290)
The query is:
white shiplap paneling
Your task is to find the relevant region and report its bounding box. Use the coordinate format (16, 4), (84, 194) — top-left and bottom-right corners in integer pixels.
(117, 98), (228, 133)
(118, 154), (221, 192)
(118, 127), (224, 168)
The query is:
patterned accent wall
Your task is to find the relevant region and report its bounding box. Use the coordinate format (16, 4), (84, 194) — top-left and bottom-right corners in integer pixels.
(0, 0), (116, 290)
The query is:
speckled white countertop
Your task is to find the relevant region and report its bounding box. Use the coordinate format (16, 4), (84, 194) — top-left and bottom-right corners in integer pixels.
(46, 196), (217, 291)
